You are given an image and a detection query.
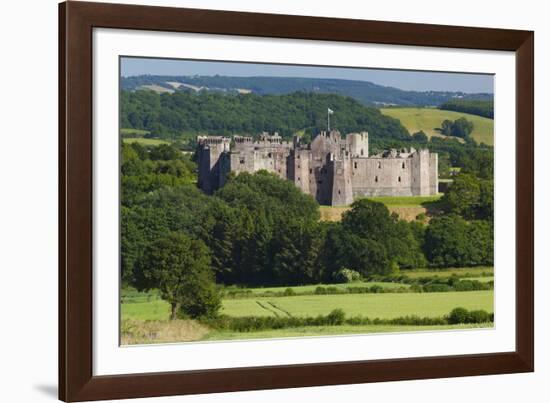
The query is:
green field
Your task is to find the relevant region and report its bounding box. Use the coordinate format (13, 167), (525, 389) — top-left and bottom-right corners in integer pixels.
(122, 289), (493, 322)
(121, 266), (494, 343)
(122, 137), (170, 146)
(380, 107), (494, 146)
(221, 291), (493, 319)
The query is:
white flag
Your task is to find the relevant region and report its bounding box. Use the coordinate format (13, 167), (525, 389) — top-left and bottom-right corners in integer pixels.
(328, 108), (334, 114)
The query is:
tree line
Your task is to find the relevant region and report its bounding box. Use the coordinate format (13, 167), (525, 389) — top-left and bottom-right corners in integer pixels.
(121, 142), (494, 320)
(439, 99), (494, 119)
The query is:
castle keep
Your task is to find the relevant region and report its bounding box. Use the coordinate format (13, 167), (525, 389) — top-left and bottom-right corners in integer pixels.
(197, 131), (438, 206)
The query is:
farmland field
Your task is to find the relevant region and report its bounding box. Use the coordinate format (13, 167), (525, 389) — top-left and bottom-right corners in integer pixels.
(122, 137), (170, 146)
(380, 107), (494, 146)
(122, 289), (493, 321)
(121, 266), (494, 344)
(220, 291), (493, 319)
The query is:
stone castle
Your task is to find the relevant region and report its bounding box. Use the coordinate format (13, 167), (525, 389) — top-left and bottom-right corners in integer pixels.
(197, 131), (438, 206)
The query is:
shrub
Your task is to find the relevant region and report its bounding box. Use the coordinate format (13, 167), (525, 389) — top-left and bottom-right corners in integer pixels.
(326, 309), (346, 325)
(283, 287), (296, 296)
(423, 283), (452, 292)
(468, 309), (491, 323)
(315, 286), (327, 295)
(369, 285), (384, 293)
(333, 268), (362, 283)
(448, 307), (470, 324)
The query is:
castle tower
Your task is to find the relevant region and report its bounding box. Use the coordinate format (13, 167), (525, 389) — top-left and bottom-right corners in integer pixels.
(197, 136), (231, 194)
(347, 132), (369, 158)
(330, 153), (353, 206)
(411, 149), (431, 196)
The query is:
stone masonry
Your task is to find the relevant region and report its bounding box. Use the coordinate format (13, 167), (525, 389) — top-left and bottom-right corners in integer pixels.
(197, 130), (438, 206)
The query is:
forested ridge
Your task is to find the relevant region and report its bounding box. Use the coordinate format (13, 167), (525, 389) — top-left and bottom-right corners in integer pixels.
(121, 75), (493, 107)
(121, 89), (410, 142)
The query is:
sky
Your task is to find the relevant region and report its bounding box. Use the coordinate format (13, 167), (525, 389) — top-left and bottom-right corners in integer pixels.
(121, 57), (494, 94)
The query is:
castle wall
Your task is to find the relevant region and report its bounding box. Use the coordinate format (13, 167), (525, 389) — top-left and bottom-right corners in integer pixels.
(351, 157), (414, 197)
(228, 139), (291, 181)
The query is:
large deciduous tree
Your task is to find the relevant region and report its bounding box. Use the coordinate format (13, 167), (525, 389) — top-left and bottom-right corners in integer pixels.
(136, 232), (220, 320)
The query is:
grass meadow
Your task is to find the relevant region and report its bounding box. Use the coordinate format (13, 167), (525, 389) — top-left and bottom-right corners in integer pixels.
(380, 107), (494, 145)
(121, 266), (494, 344)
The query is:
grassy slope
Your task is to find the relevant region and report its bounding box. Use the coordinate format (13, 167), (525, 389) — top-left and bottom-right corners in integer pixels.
(380, 107), (494, 146)
(319, 194), (442, 222)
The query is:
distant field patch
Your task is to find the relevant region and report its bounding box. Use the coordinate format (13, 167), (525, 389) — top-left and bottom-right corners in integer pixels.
(402, 266), (494, 279)
(138, 84), (175, 94)
(380, 107), (494, 146)
(122, 137), (170, 146)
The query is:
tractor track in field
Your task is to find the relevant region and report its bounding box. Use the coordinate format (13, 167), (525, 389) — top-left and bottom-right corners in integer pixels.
(255, 301), (281, 317)
(267, 301), (293, 317)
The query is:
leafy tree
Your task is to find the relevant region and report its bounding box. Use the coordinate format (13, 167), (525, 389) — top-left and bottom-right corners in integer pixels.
(479, 179), (494, 221)
(441, 173), (481, 219)
(412, 130), (428, 143)
(341, 199), (395, 240)
(423, 215), (471, 267)
(424, 215), (493, 267)
(136, 232), (220, 319)
(440, 117), (474, 139)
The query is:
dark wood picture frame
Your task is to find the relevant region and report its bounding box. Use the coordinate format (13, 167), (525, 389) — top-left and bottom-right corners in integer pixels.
(59, 1), (534, 401)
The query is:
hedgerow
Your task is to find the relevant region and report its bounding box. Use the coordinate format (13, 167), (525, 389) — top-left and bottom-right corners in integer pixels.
(201, 308), (493, 332)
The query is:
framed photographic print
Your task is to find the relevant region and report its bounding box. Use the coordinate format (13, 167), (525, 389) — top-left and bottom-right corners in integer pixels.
(59, 1), (534, 401)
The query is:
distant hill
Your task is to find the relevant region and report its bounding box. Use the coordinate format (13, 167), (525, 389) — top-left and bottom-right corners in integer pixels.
(380, 108), (494, 146)
(120, 89), (410, 142)
(121, 75), (493, 107)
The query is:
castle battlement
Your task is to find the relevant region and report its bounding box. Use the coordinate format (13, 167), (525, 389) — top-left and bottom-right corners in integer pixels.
(197, 131), (438, 206)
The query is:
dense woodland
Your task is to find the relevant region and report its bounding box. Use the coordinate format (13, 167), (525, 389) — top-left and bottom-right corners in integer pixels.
(121, 89), (412, 142)
(439, 99), (494, 119)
